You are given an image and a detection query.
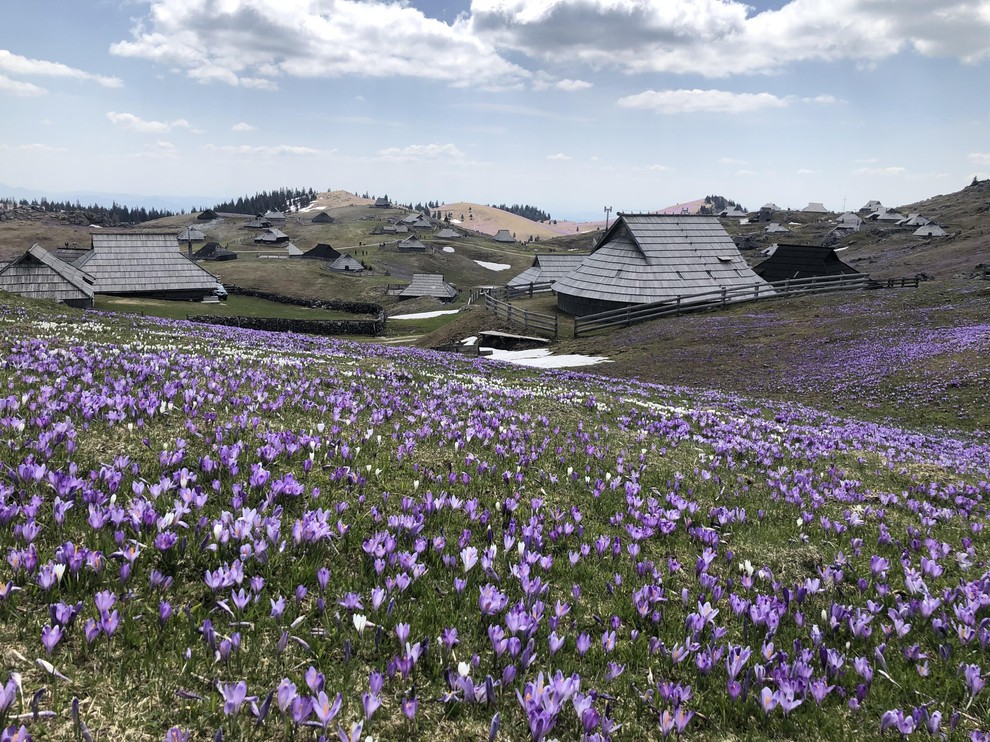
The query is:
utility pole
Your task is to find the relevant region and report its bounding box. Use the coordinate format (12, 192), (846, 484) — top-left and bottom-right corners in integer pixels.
(604, 206), (613, 230)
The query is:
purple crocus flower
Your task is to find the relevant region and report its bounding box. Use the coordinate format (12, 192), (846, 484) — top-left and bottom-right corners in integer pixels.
(41, 624), (63, 654)
(221, 681), (248, 716)
(312, 691), (343, 728)
(362, 692), (381, 720)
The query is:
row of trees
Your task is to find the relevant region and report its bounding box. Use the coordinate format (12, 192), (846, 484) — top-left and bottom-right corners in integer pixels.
(489, 203), (551, 222)
(2, 197), (178, 223)
(210, 187), (317, 215)
(698, 195), (746, 215)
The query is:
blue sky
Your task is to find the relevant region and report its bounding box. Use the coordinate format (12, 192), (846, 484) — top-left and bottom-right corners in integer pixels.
(1, 0), (989, 220)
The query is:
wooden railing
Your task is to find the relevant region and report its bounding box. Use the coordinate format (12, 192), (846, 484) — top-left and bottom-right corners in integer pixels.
(483, 293), (559, 339)
(573, 273), (874, 337)
(481, 281), (556, 301)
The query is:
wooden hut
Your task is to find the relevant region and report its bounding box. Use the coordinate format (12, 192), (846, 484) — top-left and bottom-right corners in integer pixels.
(329, 255), (364, 272)
(177, 226), (206, 242)
(399, 274), (457, 301)
(301, 243), (342, 261)
(311, 211), (335, 224)
(507, 253), (589, 287)
(0, 244), (95, 309)
(553, 214), (771, 317)
(254, 228), (290, 244)
(193, 242), (238, 261)
(435, 228), (463, 239)
(753, 244), (860, 282)
(197, 209), (219, 221)
(492, 229), (515, 243)
(397, 237), (428, 252)
(914, 224), (947, 237)
(71, 232), (220, 300)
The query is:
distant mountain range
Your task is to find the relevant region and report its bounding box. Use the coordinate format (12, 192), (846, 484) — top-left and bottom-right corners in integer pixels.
(0, 183), (219, 214)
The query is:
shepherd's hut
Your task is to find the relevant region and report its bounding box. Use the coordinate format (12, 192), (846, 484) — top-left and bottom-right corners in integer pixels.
(553, 214), (771, 316)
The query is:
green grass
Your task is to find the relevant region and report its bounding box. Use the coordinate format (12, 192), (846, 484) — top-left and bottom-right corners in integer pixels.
(94, 294), (374, 321)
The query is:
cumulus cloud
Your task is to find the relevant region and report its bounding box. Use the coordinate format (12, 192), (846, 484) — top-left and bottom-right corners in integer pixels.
(231, 122), (256, 132)
(555, 78), (592, 92)
(110, 0), (528, 90)
(469, 0), (990, 77)
(377, 143), (468, 162)
(0, 73), (46, 96)
(617, 89), (788, 114)
(968, 152), (990, 165)
(0, 50), (122, 87)
(106, 112), (193, 133)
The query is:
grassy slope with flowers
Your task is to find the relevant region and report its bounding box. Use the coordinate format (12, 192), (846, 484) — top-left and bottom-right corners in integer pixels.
(0, 295), (989, 741)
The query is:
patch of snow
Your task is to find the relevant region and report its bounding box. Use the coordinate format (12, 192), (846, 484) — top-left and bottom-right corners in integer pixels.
(462, 336), (478, 345)
(390, 309), (461, 320)
(450, 219), (462, 224)
(443, 246), (456, 253)
(475, 260), (512, 271)
(298, 201), (323, 212)
(483, 347), (611, 369)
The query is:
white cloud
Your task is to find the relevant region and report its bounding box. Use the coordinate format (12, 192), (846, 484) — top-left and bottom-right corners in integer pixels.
(968, 152), (990, 165)
(555, 78), (592, 92)
(854, 166), (908, 176)
(0, 143), (67, 153)
(377, 143), (467, 162)
(801, 94), (841, 105)
(106, 112), (193, 133)
(231, 122), (256, 132)
(110, 0), (528, 90)
(470, 0), (990, 77)
(645, 164), (672, 171)
(206, 144), (326, 156)
(0, 50), (122, 87)
(547, 153), (572, 161)
(617, 89), (788, 114)
(0, 73), (46, 96)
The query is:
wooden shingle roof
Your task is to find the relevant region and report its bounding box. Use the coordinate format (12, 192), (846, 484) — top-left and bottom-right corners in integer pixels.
(398, 237), (427, 251)
(78, 232), (218, 295)
(753, 244), (860, 282)
(552, 214), (770, 305)
(301, 243), (342, 261)
(177, 226), (206, 241)
(399, 273), (457, 299)
(0, 245), (95, 303)
(507, 253), (589, 287)
(329, 255), (364, 272)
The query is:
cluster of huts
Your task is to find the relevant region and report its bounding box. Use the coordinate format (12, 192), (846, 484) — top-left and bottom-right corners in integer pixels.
(719, 199), (948, 240)
(0, 232), (225, 309)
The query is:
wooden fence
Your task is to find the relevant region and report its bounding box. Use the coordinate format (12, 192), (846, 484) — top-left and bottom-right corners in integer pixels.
(573, 273), (884, 337)
(483, 292), (559, 339)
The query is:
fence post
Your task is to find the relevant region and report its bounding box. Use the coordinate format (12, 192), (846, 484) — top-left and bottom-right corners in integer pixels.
(721, 287), (727, 306)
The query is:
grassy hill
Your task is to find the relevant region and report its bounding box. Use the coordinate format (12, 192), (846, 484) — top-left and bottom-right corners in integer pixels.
(0, 293), (988, 740)
(724, 179), (990, 279)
